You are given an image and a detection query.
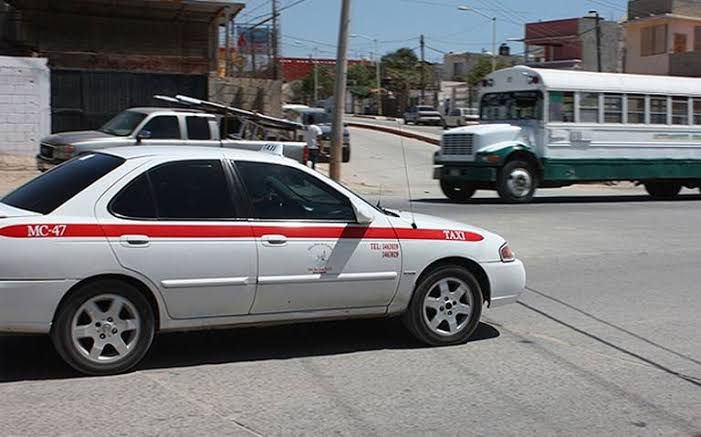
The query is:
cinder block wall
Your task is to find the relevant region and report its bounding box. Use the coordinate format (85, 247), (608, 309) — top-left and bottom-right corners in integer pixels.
(0, 56), (50, 155)
(209, 76), (283, 117)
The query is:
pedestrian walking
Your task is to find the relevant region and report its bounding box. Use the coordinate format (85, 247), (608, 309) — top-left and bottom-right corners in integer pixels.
(304, 123), (323, 169)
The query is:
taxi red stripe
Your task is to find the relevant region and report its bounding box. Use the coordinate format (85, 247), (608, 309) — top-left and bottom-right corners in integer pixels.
(0, 223), (483, 242)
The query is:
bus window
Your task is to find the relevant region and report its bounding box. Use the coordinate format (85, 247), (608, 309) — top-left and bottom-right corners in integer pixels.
(549, 91), (574, 122)
(693, 99), (701, 124)
(672, 97), (689, 125)
(480, 91), (543, 121)
(650, 96), (668, 124)
(604, 94), (623, 123)
(579, 93), (599, 123)
(627, 95), (645, 124)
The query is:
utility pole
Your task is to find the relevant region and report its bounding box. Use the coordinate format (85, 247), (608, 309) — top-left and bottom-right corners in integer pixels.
(590, 10), (602, 72)
(420, 34), (425, 105)
(272, 0), (280, 79)
(330, 0), (351, 181)
(313, 47), (319, 103)
(491, 16), (496, 72)
(374, 38), (382, 116)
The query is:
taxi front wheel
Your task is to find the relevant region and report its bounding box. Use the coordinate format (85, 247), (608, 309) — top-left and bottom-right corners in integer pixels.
(51, 279), (155, 376)
(403, 266), (483, 346)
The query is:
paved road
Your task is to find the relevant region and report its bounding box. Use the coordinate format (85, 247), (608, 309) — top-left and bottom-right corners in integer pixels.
(349, 115), (445, 138)
(1, 129), (701, 436)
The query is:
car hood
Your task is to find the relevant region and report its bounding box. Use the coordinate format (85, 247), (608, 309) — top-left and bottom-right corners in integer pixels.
(389, 210), (496, 239)
(41, 130), (115, 146)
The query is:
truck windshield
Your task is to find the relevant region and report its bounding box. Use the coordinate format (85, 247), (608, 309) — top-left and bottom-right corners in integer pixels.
(99, 111), (147, 136)
(481, 91), (543, 121)
(302, 111), (330, 125)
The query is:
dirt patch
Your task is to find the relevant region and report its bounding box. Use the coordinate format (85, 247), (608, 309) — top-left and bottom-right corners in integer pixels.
(0, 154), (39, 195)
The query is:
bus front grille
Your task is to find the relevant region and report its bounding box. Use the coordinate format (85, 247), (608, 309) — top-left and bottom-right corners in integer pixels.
(441, 133), (473, 155)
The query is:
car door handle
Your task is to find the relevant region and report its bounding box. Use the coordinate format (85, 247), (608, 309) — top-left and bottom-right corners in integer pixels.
(261, 234), (288, 246)
(120, 235), (150, 248)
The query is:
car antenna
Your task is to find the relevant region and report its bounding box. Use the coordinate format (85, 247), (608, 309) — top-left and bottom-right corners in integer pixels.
(376, 183), (384, 209)
(396, 120), (418, 229)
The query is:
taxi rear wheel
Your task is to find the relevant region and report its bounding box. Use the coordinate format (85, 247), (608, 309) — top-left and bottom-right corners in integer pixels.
(403, 266), (483, 346)
(51, 279), (155, 376)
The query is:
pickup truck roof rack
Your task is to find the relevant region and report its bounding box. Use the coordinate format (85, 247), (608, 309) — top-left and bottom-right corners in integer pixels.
(153, 95), (304, 131)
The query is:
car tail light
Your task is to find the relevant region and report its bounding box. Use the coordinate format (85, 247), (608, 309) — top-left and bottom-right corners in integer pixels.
(500, 243), (515, 263)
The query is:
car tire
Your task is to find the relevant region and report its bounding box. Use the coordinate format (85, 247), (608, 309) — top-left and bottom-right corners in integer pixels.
(440, 180), (476, 202)
(497, 160), (537, 203)
(644, 181), (682, 199)
(51, 279), (155, 376)
(403, 265), (483, 346)
(342, 147), (351, 163)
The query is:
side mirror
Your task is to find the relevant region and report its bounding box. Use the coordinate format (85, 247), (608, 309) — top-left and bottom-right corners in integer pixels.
(352, 201), (375, 225)
(136, 130), (152, 144)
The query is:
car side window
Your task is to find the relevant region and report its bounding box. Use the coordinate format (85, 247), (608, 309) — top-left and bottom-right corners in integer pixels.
(110, 174), (157, 219)
(110, 160), (237, 220)
(186, 116), (211, 140)
(140, 115), (180, 139)
(235, 161), (355, 221)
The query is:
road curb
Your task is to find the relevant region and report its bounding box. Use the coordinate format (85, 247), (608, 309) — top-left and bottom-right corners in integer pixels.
(346, 121), (440, 146)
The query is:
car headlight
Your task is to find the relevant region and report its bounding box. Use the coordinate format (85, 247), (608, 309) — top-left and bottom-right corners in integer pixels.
(500, 243), (515, 262)
(55, 144), (76, 160)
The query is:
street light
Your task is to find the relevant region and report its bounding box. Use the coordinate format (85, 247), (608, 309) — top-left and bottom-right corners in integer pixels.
(350, 33), (383, 116)
(457, 5), (497, 72)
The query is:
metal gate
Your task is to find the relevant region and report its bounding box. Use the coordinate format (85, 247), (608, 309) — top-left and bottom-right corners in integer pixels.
(51, 70), (208, 133)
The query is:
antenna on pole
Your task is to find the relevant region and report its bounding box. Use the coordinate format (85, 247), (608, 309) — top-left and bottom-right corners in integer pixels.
(397, 120), (417, 229)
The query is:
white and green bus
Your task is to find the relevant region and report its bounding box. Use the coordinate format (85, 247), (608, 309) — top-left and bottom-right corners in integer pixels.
(434, 66), (701, 203)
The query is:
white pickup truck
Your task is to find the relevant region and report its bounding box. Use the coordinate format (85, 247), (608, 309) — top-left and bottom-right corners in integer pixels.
(37, 101), (308, 171)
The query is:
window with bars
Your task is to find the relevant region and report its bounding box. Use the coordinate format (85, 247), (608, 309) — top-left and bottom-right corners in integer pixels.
(649, 96), (668, 124)
(694, 99), (701, 125)
(672, 97), (689, 125)
(641, 24), (667, 56)
(627, 95), (645, 124)
(579, 93), (599, 123)
(604, 94), (623, 123)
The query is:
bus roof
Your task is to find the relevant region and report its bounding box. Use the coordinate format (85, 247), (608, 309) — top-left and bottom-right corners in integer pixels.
(488, 66), (701, 97)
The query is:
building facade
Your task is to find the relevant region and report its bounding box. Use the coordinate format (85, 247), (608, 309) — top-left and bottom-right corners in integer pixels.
(441, 50), (522, 82)
(624, 0), (701, 76)
(524, 16), (624, 72)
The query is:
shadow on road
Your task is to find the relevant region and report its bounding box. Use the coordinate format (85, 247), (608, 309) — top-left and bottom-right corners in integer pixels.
(415, 193), (701, 205)
(0, 319), (499, 382)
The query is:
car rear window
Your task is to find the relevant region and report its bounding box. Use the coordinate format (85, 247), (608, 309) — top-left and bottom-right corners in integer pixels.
(2, 153), (125, 214)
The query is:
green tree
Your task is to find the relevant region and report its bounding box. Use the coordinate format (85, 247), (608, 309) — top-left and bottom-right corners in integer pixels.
(300, 65), (335, 103)
(465, 57), (509, 88)
(381, 48), (437, 113)
(347, 63), (375, 99)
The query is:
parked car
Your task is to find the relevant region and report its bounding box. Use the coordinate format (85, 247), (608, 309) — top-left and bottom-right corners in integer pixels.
(443, 107), (480, 128)
(404, 105), (443, 125)
(284, 106), (351, 163)
(37, 106), (308, 171)
(0, 145), (525, 375)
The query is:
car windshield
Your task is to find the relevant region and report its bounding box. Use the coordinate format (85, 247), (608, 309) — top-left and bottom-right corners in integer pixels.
(481, 91), (543, 121)
(302, 111), (331, 125)
(2, 153), (125, 214)
(99, 111), (147, 136)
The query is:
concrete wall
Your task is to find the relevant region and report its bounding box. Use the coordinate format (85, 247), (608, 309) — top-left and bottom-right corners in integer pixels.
(579, 19), (624, 73)
(441, 52), (522, 81)
(0, 56), (50, 155)
(209, 76), (283, 117)
(628, 0), (701, 19)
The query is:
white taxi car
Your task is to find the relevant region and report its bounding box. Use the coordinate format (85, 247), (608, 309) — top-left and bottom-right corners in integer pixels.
(0, 146), (525, 375)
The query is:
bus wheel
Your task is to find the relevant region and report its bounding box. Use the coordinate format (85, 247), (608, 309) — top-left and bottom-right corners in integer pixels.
(644, 182), (681, 199)
(497, 160), (537, 203)
(440, 180), (476, 202)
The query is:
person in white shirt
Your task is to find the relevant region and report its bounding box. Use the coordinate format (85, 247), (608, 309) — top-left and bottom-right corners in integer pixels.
(304, 124), (323, 169)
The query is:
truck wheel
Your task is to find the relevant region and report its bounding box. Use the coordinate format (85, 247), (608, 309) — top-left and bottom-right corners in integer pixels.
(403, 265), (483, 346)
(51, 279), (155, 375)
(440, 180), (476, 202)
(497, 160), (537, 203)
(645, 182), (681, 199)
(342, 147), (351, 163)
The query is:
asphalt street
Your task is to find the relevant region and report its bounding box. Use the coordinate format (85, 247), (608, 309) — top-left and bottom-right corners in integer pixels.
(1, 127), (700, 436)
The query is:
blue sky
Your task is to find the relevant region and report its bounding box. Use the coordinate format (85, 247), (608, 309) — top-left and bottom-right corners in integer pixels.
(237, 0), (629, 62)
